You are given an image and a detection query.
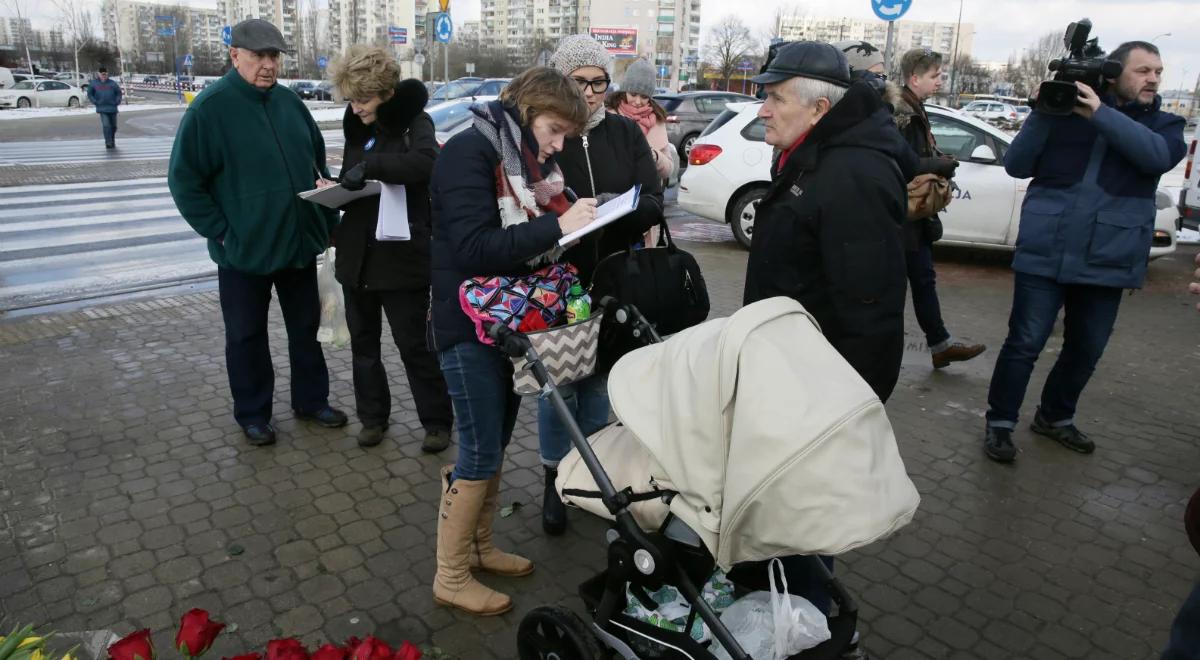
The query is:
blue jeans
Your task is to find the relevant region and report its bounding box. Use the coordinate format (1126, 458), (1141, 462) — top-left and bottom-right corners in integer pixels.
(906, 243), (952, 351)
(439, 341), (520, 481)
(99, 112), (117, 145)
(1163, 581), (1200, 659)
(986, 271), (1123, 429)
(537, 374), (610, 467)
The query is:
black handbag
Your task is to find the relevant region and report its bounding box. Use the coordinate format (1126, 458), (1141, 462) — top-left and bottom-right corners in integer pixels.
(590, 221), (709, 372)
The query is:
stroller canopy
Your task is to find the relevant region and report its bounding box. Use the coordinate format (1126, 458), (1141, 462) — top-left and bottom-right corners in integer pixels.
(606, 297), (920, 569)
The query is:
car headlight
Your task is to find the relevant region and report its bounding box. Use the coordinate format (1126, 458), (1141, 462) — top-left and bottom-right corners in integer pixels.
(1155, 190), (1172, 210)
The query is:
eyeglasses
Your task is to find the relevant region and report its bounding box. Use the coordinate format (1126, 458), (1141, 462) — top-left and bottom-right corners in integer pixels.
(572, 76), (610, 93)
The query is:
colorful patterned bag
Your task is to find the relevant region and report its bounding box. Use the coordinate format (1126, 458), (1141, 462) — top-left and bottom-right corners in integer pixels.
(458, 263), (578, 345)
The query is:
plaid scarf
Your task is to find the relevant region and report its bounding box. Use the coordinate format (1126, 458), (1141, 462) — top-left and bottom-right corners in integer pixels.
(472, 101), (571, 265)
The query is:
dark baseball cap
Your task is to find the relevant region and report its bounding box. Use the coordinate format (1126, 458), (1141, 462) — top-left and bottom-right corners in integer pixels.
(230, 18), (290, 52)
(751, 41), (851, 88)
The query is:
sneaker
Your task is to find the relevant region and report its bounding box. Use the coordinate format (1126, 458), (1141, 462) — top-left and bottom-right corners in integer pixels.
(932, 342), (987, 369)
(243, 422), (277, 446)
(984, 426), (1016, 463)
(294, 405), (348, 428)
(357, 425), (386, 448)
(1031, 409), (1094, 454)
(421, 427), (452, 453)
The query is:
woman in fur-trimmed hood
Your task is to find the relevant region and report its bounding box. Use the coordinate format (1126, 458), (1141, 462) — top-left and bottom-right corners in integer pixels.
(326, 46), (455, 452)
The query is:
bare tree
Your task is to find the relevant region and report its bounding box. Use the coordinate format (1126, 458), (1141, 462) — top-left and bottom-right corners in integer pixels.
(1006, 31), (1062, 98)
(52, 0), (95, 80)
(704, 15), (753, 91)
(0, 0), (35, 74)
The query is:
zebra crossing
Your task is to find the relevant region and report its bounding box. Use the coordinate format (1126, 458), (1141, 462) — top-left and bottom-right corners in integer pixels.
(0, 178), (214, 312)
(0, 131), (346, 167)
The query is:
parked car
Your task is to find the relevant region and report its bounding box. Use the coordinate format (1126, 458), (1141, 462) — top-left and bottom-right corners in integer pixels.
(55, 72), (91, 92)
(142, 75), (161, 85)
(678, 101), (1178, 259)
(0, 66), (15, 89)
(290, 80), (316, 99)
(961, 100), (1021, 127)
(653, 91), (757, 159)
(1179, 136), (1199, 229)
(428, 96), (497, 145)
(426, 77), (509, 105)
(0, 80), (85, 109)
(311, 81), (334, 101)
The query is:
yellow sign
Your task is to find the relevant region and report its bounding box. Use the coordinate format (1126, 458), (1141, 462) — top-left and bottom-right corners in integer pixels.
(439, 0), (450, 12)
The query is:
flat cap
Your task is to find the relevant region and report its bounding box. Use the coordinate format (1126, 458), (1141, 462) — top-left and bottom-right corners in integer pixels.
(751, 41), (851, 88)
(230, 18), (290, 52)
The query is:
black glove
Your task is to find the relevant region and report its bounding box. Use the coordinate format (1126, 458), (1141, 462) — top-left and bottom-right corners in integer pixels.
(919, 156), (959, 179)
(339, 161), (366, 191)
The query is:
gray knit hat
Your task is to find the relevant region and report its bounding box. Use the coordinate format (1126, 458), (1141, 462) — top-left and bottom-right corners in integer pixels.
(621, 59), (656, 97)
(833, 40), (884, 73)
(550, 34), (612, 76)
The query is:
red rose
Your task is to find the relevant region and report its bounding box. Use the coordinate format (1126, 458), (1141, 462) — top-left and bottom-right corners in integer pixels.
(392, 642), (421, 660)
(176, 609), (226, 657)
(310, 645), (346, 660)
(266, 639), (309, 660)
(347, 637), (391, 660)
(109, 630), (156, 660)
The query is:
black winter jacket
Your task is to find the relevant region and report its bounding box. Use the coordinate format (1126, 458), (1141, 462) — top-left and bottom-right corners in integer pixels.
(428, 126), (564, 350)
(334, 79), (437, 290)
(743, 81), (915, 402)
(893, 87), (946, 251)
(557, 112), (664, 284)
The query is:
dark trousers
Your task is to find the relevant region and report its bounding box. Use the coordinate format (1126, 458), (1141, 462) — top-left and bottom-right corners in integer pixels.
(1163, 581), (1200, 660)
(218, 263), (330, 427)
(906, 242), (951, 349)
(99, 112), (117, 146)
(343, 286), (453, 431)
(985, 271), (1123, 429)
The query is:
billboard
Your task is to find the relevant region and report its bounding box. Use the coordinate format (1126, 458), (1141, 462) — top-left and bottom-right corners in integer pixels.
(589, 27), (638, 57)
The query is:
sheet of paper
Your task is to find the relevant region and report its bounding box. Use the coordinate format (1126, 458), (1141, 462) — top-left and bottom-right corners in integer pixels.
(375, 183), (411, 241)
(297, 180), (381, 209)
(557, 184), (641, 247)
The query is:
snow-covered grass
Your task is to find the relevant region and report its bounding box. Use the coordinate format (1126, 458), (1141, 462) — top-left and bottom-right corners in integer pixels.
(0, 103), (184, 122)
(310, 106), (347, 123)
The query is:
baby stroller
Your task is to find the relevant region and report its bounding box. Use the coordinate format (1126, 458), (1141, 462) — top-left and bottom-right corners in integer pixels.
(489, 297), (920, 659)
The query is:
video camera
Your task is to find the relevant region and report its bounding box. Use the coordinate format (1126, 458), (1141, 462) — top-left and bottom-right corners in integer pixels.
(1036, 19), (1123, 115)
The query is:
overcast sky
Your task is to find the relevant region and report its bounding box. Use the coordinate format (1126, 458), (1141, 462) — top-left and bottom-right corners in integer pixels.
(22, 0), (1200, 90)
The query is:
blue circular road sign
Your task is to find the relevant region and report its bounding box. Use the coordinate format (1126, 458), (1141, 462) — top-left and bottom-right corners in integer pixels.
(434, 13), (453, 43)
(221, 25), (232, 46)
(317, 56), (329, 68)
(871, 0), (913, 21)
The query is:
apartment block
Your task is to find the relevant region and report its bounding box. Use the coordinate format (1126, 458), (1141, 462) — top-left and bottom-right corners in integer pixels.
(328, 0), (418, 55)
(777, 14), (974, 66)
(101, 0), (226, 70)
(0, 17), (33, 50)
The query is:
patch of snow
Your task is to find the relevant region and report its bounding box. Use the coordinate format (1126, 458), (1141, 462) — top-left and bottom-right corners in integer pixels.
(1178, 228), (1200, 245)
(309, 106), (347, 122)
(0, 103), (183, 121)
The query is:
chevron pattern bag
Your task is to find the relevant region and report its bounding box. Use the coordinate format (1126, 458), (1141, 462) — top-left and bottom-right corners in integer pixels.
(511, 313), (604, 395)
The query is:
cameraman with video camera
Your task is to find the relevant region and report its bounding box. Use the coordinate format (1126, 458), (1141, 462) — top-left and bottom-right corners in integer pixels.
(982, 32), (1186, 464)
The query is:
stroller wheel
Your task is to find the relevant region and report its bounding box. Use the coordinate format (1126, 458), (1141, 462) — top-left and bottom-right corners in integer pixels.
(517, 605), (605, 660)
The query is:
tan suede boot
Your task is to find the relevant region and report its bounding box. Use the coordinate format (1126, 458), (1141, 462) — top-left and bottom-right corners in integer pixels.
(467, 466), (535, 577)
(432, 465), (513, 616)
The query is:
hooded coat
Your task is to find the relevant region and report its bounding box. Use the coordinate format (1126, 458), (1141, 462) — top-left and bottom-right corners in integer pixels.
(333, 79), (437, 290)
(743, 81), (916, 402)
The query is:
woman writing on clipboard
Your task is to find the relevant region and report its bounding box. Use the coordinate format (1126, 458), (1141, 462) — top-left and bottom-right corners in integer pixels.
(324, 46), (454, 451)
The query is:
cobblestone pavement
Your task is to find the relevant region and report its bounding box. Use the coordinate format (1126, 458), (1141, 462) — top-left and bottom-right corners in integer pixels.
(1, 236), (1198, 660)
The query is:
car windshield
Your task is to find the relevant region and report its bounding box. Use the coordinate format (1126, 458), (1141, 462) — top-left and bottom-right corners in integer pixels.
(431, 81), (479, 101)
(655, 96), (683, 112)
(428, 101), (476, 131)
(10, 81), (35, 90)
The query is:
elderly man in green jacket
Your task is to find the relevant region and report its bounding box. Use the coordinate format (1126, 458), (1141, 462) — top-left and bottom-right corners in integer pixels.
(168, 18), (346, 446)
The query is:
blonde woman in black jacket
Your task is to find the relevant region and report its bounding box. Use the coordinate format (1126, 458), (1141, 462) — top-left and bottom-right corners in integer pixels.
(326, 46), (453, 450)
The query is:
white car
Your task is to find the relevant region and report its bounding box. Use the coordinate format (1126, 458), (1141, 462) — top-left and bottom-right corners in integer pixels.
(427, 95), (496, 145)
(678, 101), (1178, 260)
(0, 80), (85, 109)
(961, 100), (1021, 126)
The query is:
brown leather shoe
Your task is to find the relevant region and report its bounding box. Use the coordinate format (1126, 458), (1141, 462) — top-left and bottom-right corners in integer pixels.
(932, 342), (986, 369)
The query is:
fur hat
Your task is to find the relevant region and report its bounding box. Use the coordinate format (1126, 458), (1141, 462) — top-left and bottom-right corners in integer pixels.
(551, 34), (612, 76)
(833, 40), (884, 74)
(621, 59), (656, 97)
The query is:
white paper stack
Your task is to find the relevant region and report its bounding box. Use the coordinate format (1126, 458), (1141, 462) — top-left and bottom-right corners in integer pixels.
(375, 183), (411, 241)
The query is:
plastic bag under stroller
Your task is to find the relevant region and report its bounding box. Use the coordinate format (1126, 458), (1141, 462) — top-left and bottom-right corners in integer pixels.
(316, 248), (350, 347)
(711, 560), (831, 660)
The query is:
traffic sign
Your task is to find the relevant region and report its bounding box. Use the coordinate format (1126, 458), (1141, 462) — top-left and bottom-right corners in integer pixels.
(465, 62), (475, 74)
(871, 0), (912, 21)
(685, 55), (699, 65)
(439, 0), (450, 11)
(657, 65), (668, 78)
(389, 26), (408, 44)
(737, 59), (754, 71)
(221, 25), (232, 46)
(414, 53), (426, 66)
(434, 13), (453, 43)
(154, 15), (174, 22)
(317, 55), (329, 69)
(182, 54), (193, 67)
(157, 27), (175, 37)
